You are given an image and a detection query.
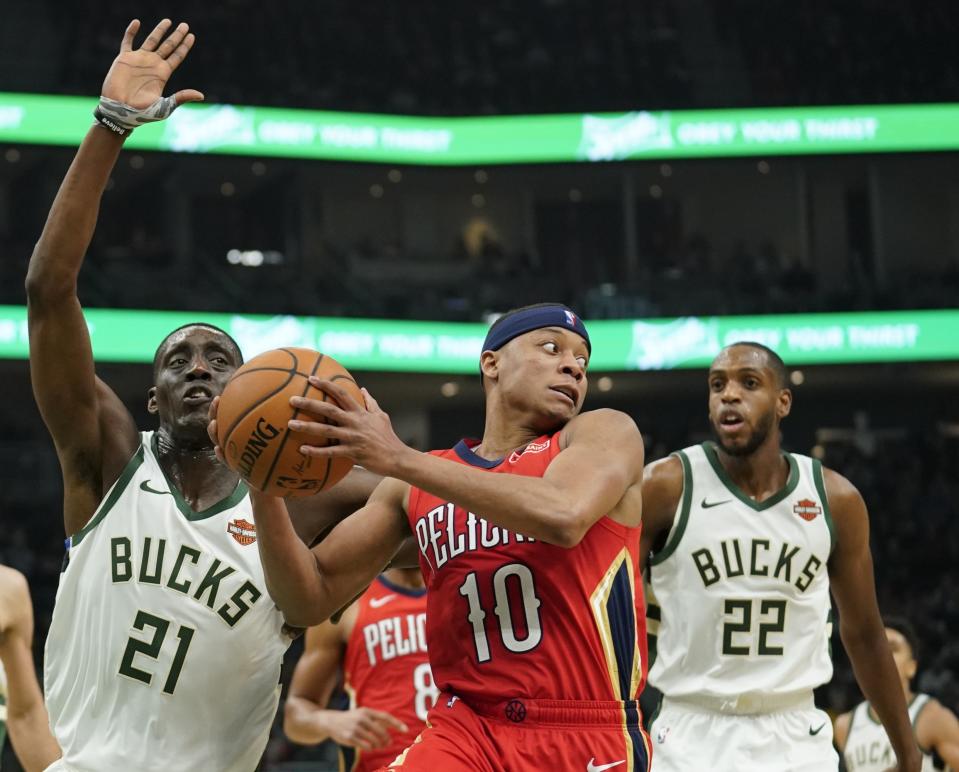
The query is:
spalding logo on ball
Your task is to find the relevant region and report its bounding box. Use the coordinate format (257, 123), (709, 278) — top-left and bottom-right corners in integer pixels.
(216, 347), (363, 497)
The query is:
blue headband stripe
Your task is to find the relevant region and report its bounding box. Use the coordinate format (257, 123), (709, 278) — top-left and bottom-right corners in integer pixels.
(482, 305), (591, 353)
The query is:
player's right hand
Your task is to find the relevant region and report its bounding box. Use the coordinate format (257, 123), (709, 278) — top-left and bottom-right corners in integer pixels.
(327, 707), (408, 751)
(101, 19), (204, 111)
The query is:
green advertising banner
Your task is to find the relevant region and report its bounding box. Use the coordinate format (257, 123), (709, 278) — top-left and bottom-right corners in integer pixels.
(0, 306), (955, 372)
(2, 92), (959, 164)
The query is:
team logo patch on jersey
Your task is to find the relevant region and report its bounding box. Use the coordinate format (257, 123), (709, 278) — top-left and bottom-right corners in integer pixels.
(793, 498), (822, 521)
(509, 439), (551, 463)
(227, 518), (257, 545)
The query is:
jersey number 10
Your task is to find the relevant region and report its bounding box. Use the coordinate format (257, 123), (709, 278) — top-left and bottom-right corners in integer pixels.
(458, 563), (543, 663)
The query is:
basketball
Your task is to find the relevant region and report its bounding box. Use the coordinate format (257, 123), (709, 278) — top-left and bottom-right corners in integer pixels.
(216, 347), (363, 497)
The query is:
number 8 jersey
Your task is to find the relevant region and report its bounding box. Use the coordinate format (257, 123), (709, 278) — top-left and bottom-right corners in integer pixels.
(44, 432), (290, 771)
(407, 433), (647, 705)
(647, 442), (834, 702)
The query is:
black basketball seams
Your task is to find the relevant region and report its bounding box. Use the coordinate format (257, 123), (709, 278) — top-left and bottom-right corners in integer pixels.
(260, 350), (328, 492)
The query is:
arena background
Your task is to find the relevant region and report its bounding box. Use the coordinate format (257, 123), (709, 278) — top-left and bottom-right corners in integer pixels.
(1, 2), (957, 769)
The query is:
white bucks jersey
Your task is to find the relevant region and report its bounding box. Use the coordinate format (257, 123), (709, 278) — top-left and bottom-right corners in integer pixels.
(45, 432), (289, 771)
(844, 695), (939, 771)
(648, 442), (834, 701)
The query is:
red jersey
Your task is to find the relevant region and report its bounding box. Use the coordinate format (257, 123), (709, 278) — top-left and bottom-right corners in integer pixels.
(407, 432), (647, 706)
(341, 576), (436, 772)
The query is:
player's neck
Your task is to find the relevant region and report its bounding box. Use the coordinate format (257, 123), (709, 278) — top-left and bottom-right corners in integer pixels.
(902, 683), (914, 704)
(154, 429), (240, 508)
(474, 405), (554, 461)
(715, 440), (789, 501)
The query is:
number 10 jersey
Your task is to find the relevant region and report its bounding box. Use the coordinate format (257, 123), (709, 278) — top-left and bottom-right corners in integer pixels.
(44, 432), (289, 771)
(407, 433), (647, 706)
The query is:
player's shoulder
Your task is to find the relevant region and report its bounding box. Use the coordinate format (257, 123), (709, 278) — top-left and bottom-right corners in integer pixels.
(818, 465), (866, 510)
(562, 407), (641, 444)
(643, 454), (684, 492)
(0, 564), (28, 596)
(916, 695), (957, 725)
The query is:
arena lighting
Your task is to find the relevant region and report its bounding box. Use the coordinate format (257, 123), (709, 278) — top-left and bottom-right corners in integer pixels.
(0, 307), (956, 373)
(225, 249), (284, 267)
(5, 92), (959, 165)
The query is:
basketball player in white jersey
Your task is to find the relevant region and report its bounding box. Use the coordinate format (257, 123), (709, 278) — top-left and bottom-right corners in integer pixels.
(26, 19), (378, 771)
(0, 566), (60, 771)
(641, 342), (921, 771)
(835, 617), (959, 771)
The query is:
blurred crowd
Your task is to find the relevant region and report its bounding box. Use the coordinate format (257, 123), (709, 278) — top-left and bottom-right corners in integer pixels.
(4, 1), (955, 114)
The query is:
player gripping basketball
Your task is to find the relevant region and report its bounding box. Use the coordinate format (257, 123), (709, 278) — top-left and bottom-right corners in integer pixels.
(641, 343), (921, 771)
(26, 20), (379, 771)
(210, 304), (650, 770)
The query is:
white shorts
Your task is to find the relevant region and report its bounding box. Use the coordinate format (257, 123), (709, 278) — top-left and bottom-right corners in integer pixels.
(649, 697), (839, 771)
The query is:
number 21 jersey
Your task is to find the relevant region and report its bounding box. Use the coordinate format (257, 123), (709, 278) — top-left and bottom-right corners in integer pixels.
(44, 432), (289, 771)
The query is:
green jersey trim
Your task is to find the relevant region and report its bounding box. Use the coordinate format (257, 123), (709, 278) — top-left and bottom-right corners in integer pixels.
(702, 441), (800, 512)
(71, 445), (146, 547)
(150, 434), (249, 521)
(812, 458), (836, 555)
(649, 449), (693, 566)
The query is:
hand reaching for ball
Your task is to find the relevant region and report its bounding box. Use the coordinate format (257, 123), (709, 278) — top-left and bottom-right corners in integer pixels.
(288, 377), (412, 478)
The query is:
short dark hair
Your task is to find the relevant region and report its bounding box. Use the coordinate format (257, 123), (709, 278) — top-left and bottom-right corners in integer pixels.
(152, 323), (243, 378)
(722, 341), (789, 389)
(883, 615), (921, 661)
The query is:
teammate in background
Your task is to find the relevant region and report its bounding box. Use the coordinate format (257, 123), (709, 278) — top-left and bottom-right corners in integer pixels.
(0, 566), (60, 771)
(835, 617), (959, 771)
(284, 568), (436, 771)
(212, 303), (650, 769)
(26, 20), (377, 771)
(640, 342), (921, 772)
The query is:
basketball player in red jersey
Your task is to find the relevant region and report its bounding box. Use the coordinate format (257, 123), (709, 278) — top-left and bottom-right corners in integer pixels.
(212, 303), (649, 770)
(284, 568), (436, 772)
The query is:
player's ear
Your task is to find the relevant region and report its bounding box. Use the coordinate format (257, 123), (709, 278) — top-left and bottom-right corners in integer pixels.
(147, 386), (158, 415)
(777, 387), (792, 419)
(480, 350), (499, 383)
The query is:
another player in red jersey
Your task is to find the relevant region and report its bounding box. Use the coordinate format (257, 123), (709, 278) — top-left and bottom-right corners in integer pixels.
(284, 568), (436, 772)
(212, 303), (648, 770)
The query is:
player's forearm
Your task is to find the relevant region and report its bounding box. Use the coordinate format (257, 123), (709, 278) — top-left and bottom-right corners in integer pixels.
(7, 707), (62, 772)
(283, 698), (336, 745)
(250, 491), (331, 627)
(392, 449), (590, 546)
(842, 621), (921, 767)
(26, 126), (124, 304)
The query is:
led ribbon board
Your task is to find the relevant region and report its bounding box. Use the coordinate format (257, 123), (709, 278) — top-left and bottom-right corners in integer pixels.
(2, 92), (959, 164)
(0, 306), (954, 372)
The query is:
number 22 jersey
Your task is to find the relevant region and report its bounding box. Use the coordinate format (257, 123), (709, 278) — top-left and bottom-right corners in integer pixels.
(407, 433), (647, 706)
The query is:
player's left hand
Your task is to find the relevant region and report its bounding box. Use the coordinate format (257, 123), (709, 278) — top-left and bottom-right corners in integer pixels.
(288, 378), (411, 477)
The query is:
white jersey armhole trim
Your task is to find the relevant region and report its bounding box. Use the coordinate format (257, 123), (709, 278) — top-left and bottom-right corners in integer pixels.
(649, 449), (693, 567)
(70, 440), (146, 548)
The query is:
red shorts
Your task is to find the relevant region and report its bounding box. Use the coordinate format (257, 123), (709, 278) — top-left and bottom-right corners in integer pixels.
(377, 693), (651, 772)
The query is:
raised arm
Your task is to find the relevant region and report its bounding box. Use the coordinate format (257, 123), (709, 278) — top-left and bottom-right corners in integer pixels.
(826, 468), (921, 772)
(250, 477), (412, 628)
(290, 383), (644, 547)
(25, 19), (202, 535)
(284, 616), (406, 750)
(0, 567), (61, 772)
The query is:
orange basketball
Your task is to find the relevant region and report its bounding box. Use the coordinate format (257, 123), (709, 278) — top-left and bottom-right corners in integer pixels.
(216, 347), (363, 497)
